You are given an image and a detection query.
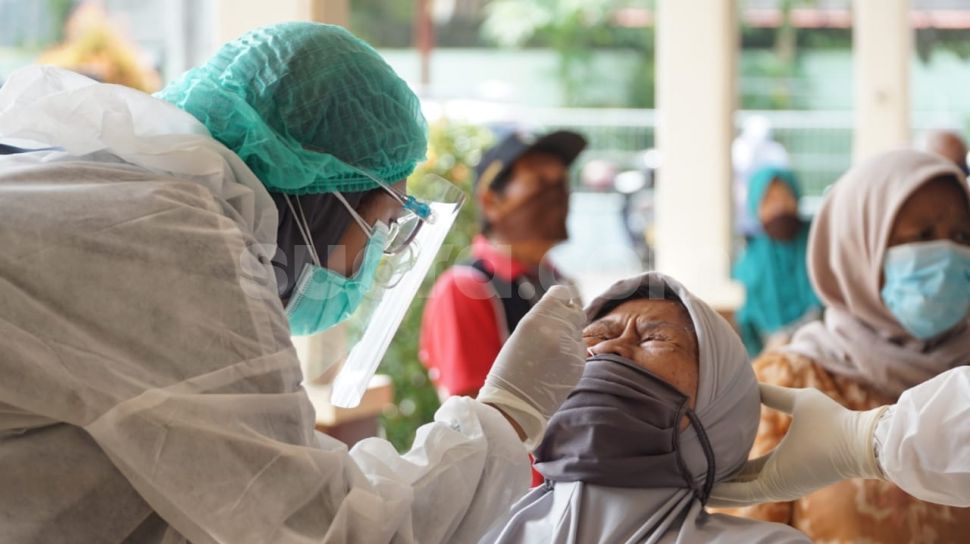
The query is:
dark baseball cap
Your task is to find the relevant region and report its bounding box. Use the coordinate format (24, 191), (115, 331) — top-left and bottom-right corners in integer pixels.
(474, 130), (588, 193)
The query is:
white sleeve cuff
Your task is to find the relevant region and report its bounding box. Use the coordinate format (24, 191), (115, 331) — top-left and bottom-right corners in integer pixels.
(476, 386), (547, 450)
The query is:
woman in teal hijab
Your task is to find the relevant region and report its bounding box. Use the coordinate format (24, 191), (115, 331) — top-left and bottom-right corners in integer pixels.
(733, 167), (821, 356)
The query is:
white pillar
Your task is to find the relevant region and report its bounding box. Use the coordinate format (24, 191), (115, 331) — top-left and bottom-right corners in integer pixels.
(215, 0), (349, 44)
(853, 0), (911, 161)
(655, 0), (738, 304)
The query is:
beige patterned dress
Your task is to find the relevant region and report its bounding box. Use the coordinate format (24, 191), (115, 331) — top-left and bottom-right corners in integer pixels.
(719, 350), (970, 544)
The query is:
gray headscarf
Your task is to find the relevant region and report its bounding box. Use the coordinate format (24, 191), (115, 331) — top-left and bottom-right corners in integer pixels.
(482, 273), (809, 544)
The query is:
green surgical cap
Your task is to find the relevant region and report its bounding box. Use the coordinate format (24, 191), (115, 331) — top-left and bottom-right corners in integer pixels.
(157, 22), (428, 194)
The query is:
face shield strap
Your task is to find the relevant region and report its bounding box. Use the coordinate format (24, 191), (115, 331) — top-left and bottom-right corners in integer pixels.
(288, 190), (408, 264)
(333, 191), (376, 238)
(284, 195), (321, 266)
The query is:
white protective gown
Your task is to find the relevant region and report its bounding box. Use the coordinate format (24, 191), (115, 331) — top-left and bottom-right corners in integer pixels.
(0, 66), (530, 543)
(875, 366), (970, 507)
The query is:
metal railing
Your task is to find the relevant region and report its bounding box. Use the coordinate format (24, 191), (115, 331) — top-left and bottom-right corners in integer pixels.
(484, 106), (967, 196)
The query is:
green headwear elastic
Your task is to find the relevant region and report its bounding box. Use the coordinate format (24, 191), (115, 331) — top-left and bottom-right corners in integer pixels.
(157, 22), (428, 194)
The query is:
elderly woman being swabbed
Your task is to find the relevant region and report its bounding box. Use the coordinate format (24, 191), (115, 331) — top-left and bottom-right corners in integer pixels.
(482, 272), (809, 543)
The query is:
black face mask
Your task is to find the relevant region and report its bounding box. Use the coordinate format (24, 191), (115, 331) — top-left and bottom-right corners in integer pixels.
(534, 354), (716, 502)
(762, 213), (803, 242)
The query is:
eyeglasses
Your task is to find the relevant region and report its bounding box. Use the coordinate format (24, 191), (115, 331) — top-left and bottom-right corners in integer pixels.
(338, 167), (466, 255)
(334, 191), (423, 256)
(347, 164), (434, 222)
(287, 168), (464, 260)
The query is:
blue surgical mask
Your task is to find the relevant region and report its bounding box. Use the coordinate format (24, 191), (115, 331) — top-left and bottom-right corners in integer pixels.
(881, 240), (970, 340)
(283, 195), (389, 336)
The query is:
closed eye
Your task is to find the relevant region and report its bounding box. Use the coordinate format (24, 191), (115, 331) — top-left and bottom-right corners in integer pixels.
(640, 334), (673, 345)
(583, 321), (622, 341)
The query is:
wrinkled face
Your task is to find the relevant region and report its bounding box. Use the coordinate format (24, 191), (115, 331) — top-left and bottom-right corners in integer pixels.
(758, 179), (798, 224)
(887, 175), (970, 250)
(324, 180), (407, 278)
(583, 298), (700, 409)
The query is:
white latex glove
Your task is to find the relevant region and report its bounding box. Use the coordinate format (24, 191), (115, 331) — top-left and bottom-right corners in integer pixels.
(477, 284), (586, 450)
(708, 383), (889, 508)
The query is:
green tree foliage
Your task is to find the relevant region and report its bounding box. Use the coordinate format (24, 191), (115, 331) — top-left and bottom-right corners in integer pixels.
(46, 0), (76, 44)
(378, 120), (495, 451)
(739, 52), (808, 110)
(481, 0), (655, 107)
(349, 0), (489, 48)
(917, 28), (970, 63)
(739, 0), (818, 109)
(349, 0), (415, 47)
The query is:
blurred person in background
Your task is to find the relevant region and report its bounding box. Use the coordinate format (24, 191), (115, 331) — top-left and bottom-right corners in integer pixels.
(723, 150), (970, 543)
(733, 167), (821, 356)
(922, 129), (969, 177)
(732, 116), (790, 237)
(420, 130), (586, 487)
(420, 130), (586, 400)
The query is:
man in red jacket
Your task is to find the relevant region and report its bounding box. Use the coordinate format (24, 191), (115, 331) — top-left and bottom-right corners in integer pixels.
(420, 130), (586, 399)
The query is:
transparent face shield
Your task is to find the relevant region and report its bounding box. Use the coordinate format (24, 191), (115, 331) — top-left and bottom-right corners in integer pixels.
(295, 172), (465, 408)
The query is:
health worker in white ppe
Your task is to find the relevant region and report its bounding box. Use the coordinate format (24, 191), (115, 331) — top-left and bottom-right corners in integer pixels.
(710, 366), (970, 509)
(0, 22), (587, 543)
